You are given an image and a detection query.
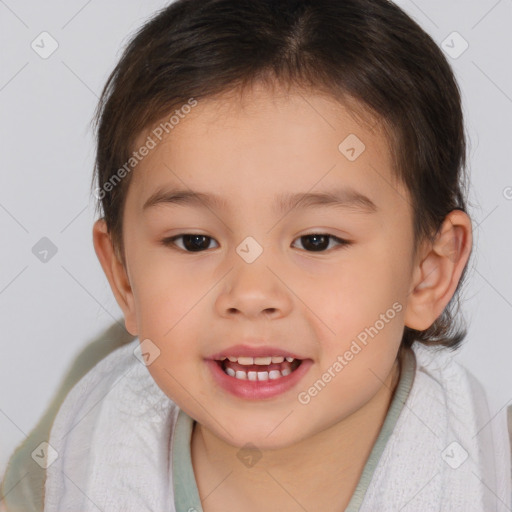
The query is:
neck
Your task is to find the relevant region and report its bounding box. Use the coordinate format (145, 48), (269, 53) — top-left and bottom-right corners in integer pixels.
(191, 352), (403, 512)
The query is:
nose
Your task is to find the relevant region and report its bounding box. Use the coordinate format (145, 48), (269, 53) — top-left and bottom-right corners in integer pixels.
(215, 259), (293, 320)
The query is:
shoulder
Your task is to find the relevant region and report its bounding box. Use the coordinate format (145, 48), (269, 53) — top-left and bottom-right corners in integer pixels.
(409, 341), (499, 419)
(0, 338), (155, 512)
(43, 338), (181, 510)
(47, 336), (178, 447)
(410, 342), (512, 500)
(410, 342), (488, 400)
(44, 339), (146, 436)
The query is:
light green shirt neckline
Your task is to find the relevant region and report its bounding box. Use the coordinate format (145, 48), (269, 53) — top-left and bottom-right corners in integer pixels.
(172, 348), (416, 512)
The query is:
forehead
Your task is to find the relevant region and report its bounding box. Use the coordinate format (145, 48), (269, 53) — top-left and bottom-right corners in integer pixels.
(127, 83), (409, 218)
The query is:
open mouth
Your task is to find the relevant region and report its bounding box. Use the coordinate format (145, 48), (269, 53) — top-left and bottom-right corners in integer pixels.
(215, 356), (302, 381)
(208, 354), (312, 400)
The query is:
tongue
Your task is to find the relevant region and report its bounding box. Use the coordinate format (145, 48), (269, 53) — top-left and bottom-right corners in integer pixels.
(223, 360), (294, 373)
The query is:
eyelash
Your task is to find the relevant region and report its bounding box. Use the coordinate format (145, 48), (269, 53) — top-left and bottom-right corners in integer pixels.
(160, 233), (352, 253)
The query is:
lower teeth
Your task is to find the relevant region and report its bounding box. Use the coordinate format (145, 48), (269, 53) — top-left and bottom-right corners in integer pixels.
(223, 361), (299, 381)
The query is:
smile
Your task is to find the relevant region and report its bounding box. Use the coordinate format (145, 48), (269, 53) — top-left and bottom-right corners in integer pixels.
(207, 355), (312, 400)
(215, 356), (302, 381)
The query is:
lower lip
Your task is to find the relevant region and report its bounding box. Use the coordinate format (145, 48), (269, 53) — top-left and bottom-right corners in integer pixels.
(205, 358), (313, 400)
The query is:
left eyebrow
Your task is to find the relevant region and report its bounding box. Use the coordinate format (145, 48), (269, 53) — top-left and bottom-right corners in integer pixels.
(142, 185), (378, 215)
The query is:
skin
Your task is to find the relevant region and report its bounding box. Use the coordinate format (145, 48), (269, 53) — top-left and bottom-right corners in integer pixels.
(93, 81), (472, 511)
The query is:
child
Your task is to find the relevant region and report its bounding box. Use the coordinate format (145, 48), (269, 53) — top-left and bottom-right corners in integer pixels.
(3, 0), (511, 510)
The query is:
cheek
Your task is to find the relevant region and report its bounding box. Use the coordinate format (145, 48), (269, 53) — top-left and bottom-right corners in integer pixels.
(307, 253), (406, 372)
(321, 254), (403, 325)
(130, 253), (210, 335)
(128, 252), (213, 387)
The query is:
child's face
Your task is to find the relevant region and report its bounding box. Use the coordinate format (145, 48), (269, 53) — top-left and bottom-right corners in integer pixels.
(115, 83), (418, 448)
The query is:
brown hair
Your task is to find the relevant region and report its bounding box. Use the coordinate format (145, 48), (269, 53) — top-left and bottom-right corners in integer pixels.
(91, 0), (472, 351)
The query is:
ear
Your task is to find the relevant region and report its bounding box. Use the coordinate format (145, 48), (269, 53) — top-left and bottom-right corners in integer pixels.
(404, 210), (473, 331)
(92, 218), (138, 335)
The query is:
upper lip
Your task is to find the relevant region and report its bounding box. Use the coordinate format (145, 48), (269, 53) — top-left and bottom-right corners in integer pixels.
(208, 344), (307, 361)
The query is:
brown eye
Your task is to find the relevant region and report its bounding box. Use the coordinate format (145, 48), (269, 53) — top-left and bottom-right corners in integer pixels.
(292, 234), (351, 252)
(162, 234), (219, 252)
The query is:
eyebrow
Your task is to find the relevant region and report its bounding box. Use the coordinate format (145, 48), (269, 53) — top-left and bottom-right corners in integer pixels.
(142, 185), (378, 215)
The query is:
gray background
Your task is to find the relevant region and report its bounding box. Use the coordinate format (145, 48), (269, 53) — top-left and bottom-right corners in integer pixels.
(1, 0), (511, 478)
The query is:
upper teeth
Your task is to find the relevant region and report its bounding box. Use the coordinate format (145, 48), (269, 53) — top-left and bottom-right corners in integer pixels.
(220, 356), (295, 365)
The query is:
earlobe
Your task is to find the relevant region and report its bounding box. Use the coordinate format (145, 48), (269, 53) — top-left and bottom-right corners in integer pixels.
(404, 210), (472, 331)
(92, 219), (138, 335)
